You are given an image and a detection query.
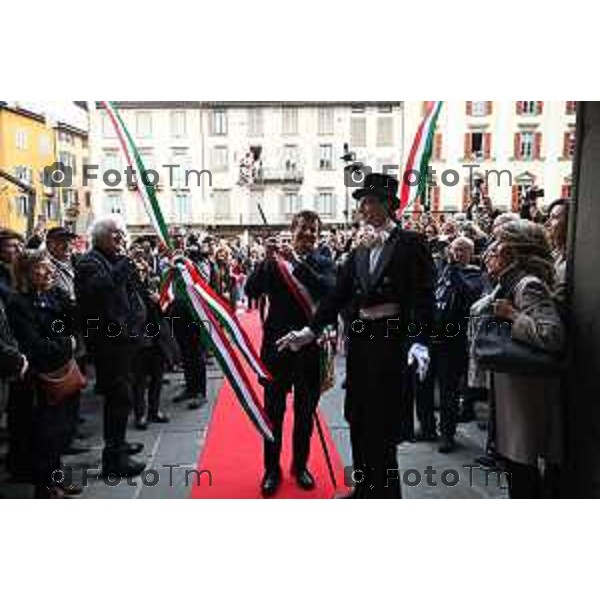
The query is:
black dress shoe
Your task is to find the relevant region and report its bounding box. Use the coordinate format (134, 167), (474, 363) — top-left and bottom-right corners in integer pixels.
(187, 396), (207, 410)
(125, 442), (144, 455)
(293, 468), (315, 491)
(134, 417), (148, 431)
(438, 437), (457, 454)
(149, 412), (170, 424)
(261, 470), (281, 498)
(63, 441), (92, 456)
(102, 457), (146, 478)
(414, 430), (438, 442)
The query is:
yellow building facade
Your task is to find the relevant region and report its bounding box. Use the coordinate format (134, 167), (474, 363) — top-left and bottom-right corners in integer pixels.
(0, 103), (60, 233)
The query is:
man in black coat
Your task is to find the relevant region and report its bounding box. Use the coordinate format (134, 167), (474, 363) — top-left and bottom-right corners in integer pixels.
(246, 210), (336, 497)
(278, 174), (435, 499)
(74, 217), (147, 477)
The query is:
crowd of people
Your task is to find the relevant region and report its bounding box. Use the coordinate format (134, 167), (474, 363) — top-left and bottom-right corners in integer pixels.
(0, 185), (571, 499)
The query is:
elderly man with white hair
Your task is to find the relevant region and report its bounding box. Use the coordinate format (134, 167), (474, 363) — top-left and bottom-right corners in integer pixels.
(75, 216), (147, 477)
(416, 235), (485, 452)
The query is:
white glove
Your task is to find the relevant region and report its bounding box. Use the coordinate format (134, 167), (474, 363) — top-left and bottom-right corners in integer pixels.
(407, 343), (430, 382)
(276, 327), (316, 353)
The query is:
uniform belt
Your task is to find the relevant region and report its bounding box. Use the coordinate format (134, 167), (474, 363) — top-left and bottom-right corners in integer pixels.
(359, 303), (402, 321)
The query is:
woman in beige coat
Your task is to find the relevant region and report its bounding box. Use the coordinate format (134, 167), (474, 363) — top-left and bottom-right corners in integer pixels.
(469, 219), (565, 498)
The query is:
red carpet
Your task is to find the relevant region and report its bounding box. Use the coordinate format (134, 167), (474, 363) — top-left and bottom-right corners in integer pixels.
(190, 310), (346, 499)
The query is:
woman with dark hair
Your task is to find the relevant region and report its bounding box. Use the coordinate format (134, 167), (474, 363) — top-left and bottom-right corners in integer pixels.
(7, 250), (82, 498)
(469, 219), (565, 498)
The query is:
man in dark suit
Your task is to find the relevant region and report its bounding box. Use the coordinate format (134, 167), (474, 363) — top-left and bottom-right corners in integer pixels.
(75, 217), (147, 477)
(278, 174), (435, 498)
(246, 210), (336, 497)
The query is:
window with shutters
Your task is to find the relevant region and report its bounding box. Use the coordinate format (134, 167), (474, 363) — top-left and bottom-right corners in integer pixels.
(211, 109), (228, 136)
(213, 189), (231, 220)
(316, 190), (335, 217)
(564, 130), (576, 159)
(173, 192), (191, 223)
(210, 146), (229, 172)
(465, 131), (490, 160)
(521, 101), (536, 115)
(248, 108), (264, 137)
(15, 194), (28, 217)
(282, 108), (298, 135)
(104, 192), (124, 215)
(517, 132), (541, 160)
(376, 117), (393, 147)
(434, 133), (443, 160)
(319, 144), (333, 170)
(283, 191), (300, 217)
(350, 117), (367, 147)
(170, 111), (187, 138)
(318, 107), (334, 135)
(136, 112), (153, 138)
(471, 101), (487, 117)
(283, 145), (300, 173)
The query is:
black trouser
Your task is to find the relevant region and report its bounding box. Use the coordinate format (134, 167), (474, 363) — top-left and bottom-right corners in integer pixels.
(503, 458), (543, 499)
(416, 341), (467, 439)
(263, 347), (321, 474)
(32, 400), (68, 497)
(132, 346), (165, 420)
(350, 421), (402, 499)
(6, 379), (34, 479)
(94, 345), (137, 460)
(173, 313), (207, 397)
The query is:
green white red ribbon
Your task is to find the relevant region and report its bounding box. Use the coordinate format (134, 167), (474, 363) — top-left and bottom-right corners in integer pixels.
(102, 100), (273, 441)
(275, 259), (316, 318)
(399, 101), (443, 214)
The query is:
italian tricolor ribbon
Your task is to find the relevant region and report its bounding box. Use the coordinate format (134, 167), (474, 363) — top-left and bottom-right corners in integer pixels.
(101, 101), (274, 441)
(275, 259), (316, 318)
(399, 101), (443, 214)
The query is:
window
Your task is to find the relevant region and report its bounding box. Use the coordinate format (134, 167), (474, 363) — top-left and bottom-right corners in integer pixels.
(136, 112), (153, 138)
(173, 192), (191, 223)
(15, 129), (27, 150)
(465, 132), (483, 159)
(247, 108), (264, 137)
(318, 107), (334, 135)
(518, 101), (542, 116)
(138, 149), (155, 175)
(102, 151), (121, 177)
(319, 144), (333, 170)
(39, 134), (52, 156)
(351, 104), (366, 113)
(282, 108), (298, 135)
(472, 101), (486, 116)
(283, 191), (300, 216)
(14, 165), (32, 184)
(46, 199), (60, 221)
(350, 117), (367, 147)
(170, 150), (191, 187)
(564, 130), (576, 159)
(213, 189), (231, 220)
(104, 193), (124, 215)
(210, 108), (228, 136)
(378, 105), (393, 113)
(566, 101), (577, 115)
(520, 132), (535, 159)
(316, 191), (335, 216)
(377, 117), (393, 147)
(283, 145), (299, 173)
(15, 194), (28, 217)
(210, 146), (229, 172)
(102, 113), (116, 138)
(170, 111), (187, 138)
(59, 151), (76, 178)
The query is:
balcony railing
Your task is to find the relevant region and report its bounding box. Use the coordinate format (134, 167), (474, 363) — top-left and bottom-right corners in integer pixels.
(252, 166), (304, 185)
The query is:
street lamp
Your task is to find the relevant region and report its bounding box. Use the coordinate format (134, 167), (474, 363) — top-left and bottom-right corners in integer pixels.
(340, 142), (356, 228)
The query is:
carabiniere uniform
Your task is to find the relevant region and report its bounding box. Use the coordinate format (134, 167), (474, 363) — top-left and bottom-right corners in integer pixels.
(311, 173), (435, 498)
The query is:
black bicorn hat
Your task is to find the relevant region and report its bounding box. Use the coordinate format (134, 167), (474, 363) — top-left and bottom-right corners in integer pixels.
(352, 172), (400, 211)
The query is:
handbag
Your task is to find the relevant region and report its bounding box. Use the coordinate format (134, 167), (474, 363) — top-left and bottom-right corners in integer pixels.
(472, 274), (565, 376)
(38, 359), (87, 405)
(473, 315), (562, 376)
